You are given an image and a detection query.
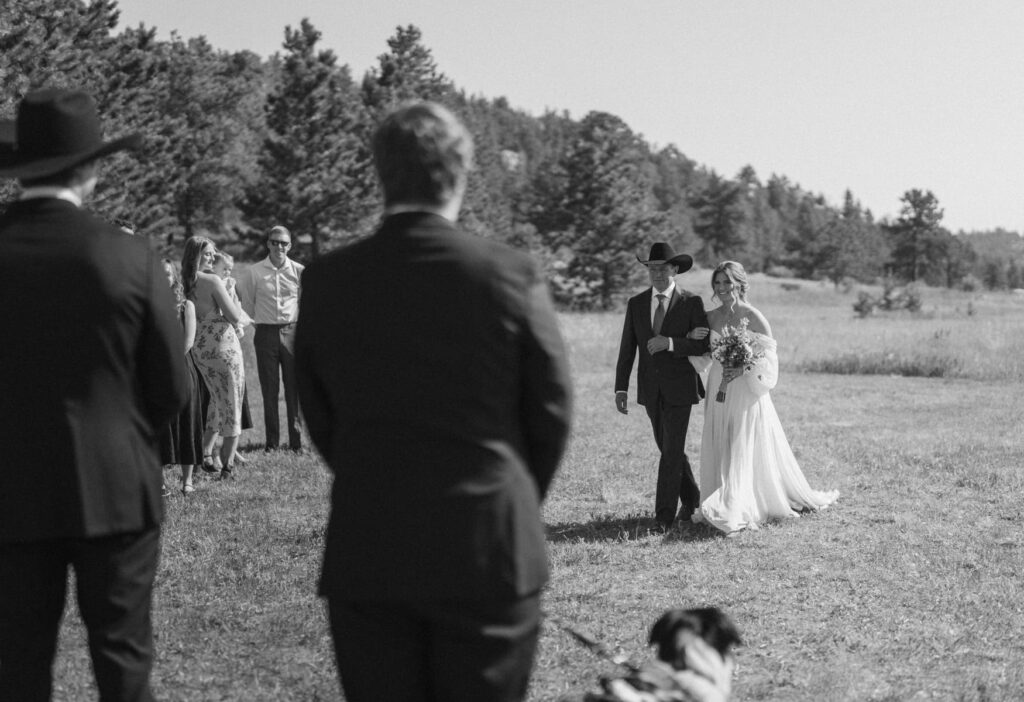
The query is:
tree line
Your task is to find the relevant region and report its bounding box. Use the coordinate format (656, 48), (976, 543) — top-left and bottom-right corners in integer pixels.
(3, 1), (1022, 309)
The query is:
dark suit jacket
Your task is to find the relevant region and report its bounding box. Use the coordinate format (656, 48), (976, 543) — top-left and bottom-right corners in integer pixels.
(295, 212), (573, 601)
(0, 198), (187, 544)
(615, 286), (710, 406)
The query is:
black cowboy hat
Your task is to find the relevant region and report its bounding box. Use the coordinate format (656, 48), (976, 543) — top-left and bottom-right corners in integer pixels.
(0, 88), (141, 179)
(636, 242), (693, 274)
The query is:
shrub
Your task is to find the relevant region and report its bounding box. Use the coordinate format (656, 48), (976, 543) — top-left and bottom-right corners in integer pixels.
(903, 283), (922, 313)
(960, 274), (983, 293)
(801, 350), (961, 378)
(853, 279), (923, 317)
(853, 291), (875, 318)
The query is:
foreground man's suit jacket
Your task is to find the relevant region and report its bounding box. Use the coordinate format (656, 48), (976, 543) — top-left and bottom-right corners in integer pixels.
(296, 212), (573, 600)
(0, 198), (187, 543)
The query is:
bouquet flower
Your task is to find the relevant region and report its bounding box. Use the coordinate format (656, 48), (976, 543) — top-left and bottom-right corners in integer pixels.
(710, 318), (764, 402)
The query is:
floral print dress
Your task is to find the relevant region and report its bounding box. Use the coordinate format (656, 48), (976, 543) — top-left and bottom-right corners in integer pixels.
(192, 309), (244, 437)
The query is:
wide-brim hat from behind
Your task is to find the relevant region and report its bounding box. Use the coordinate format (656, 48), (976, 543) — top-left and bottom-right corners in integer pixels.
(0, 88), (141, 179)
(637, 242), (693, 274)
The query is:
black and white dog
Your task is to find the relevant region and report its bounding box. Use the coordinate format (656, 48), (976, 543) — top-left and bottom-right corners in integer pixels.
(648, 607), (742, 671)
(563, 607), (742, 702)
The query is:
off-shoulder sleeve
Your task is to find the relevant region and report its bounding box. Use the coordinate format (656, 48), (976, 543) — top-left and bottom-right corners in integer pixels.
(744, 334), (778, 396)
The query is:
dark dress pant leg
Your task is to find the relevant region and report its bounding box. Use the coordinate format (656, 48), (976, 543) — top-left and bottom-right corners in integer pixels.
(0, 541), (70, 702)
(279, 323), (302, 450)
(328, 594), (541, 702)
(254, 324), (281, 449)
(73, 527), (160, 702)
(646, 398), (697, 522)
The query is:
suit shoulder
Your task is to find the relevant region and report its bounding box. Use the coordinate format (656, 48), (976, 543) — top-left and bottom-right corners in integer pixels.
(677, 289), (706, 306)
(447, 228), (539, 280)
(627, 289), (651, 304)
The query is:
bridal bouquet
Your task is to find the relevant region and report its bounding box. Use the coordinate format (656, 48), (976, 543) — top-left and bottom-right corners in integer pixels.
(710, 318), (764, 402)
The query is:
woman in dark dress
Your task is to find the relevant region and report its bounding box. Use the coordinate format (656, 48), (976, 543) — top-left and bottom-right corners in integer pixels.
(159, 259), (204, 493)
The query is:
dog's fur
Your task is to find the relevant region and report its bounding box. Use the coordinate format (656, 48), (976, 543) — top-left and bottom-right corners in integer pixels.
(648, 607), (742, 670)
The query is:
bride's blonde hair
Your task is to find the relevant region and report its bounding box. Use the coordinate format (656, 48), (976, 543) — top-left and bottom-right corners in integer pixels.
(712, 261), (749, 301)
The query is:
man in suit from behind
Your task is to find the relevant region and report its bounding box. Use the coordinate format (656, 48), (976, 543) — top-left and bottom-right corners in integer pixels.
(295, 101), (573, 702)
(0, 88), (187, 701)
(615, 244), (710, 531)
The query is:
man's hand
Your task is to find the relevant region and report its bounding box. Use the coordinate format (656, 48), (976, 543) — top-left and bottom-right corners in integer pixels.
(615, 391), (628, 414)
(646, 335), (670, 354)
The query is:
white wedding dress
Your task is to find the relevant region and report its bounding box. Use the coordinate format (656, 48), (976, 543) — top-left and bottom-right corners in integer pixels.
(696, 330), (839, 535)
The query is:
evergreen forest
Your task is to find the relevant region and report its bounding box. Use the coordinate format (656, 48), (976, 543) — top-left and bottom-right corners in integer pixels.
(3, 1), (1023, 309)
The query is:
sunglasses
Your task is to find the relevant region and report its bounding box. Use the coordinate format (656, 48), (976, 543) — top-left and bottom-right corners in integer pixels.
(269, 240), (290, 247)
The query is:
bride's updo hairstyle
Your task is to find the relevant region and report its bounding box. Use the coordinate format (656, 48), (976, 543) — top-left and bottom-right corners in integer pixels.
(712, 260), (749, 301)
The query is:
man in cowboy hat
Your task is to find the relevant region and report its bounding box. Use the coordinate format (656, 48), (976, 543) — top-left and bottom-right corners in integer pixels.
(295, 101), (572, 701)
(615, 242), (709, 531)
(0, 88), (186, 701)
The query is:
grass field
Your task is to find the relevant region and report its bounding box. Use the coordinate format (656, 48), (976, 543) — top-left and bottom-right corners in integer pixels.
(49, 273), (1024, 701)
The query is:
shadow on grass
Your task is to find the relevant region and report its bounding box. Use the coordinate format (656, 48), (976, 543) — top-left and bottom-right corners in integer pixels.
(546, 513), (724, 544)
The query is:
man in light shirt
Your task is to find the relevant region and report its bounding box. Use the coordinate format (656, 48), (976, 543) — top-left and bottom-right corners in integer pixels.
(237, 225), (305, 452)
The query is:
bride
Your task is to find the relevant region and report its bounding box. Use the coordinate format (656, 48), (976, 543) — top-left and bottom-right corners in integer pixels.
(692, 261), (838, 535)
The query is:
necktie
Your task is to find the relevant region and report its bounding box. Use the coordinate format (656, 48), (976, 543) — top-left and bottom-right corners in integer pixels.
(653, 294), (666, 335)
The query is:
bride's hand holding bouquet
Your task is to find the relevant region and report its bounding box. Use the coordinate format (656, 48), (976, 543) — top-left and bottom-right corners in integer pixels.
(710, 318), (764, 402)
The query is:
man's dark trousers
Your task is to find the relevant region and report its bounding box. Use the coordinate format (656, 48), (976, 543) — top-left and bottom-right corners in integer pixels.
(645, 393), (699, 524)
(254, 322), (301, 450)
(328, 594), (540, 702)
(0, 528), (160, 702)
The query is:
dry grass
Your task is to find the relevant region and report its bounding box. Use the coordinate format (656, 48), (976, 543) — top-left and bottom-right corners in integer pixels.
(47, 277), (1024, 701)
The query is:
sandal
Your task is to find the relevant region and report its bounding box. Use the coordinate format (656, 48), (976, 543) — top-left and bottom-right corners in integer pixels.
(201, 455), (219, 474)
(219, 465), (234, 481)
(181, 479), (195, 495)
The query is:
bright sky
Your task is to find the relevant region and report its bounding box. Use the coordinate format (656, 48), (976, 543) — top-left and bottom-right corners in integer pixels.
(115, 0), (1024, 233)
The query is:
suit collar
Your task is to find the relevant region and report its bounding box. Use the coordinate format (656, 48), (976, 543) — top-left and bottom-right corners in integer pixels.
(650, 282), (678, 307)
(651, 279), (676, 295)
(19, 186), (82, 207)
(382, 211), (453, 226)
(3, 197), (80, 217)
(379, 211), (457, 236)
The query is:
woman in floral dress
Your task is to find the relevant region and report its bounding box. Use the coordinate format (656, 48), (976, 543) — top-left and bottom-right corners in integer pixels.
(181, 237), (243, 479)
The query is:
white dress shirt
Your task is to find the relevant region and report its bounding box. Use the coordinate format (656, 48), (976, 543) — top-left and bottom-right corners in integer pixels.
(237, 256), (304, 324)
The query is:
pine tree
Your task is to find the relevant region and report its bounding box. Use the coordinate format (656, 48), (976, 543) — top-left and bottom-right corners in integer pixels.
(887, 189), (946, 283)
(689, 172), (745, 263)
(243, 19), (374, 259)
(534, 111), (664, 310)
(361, 25), (452, 115)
